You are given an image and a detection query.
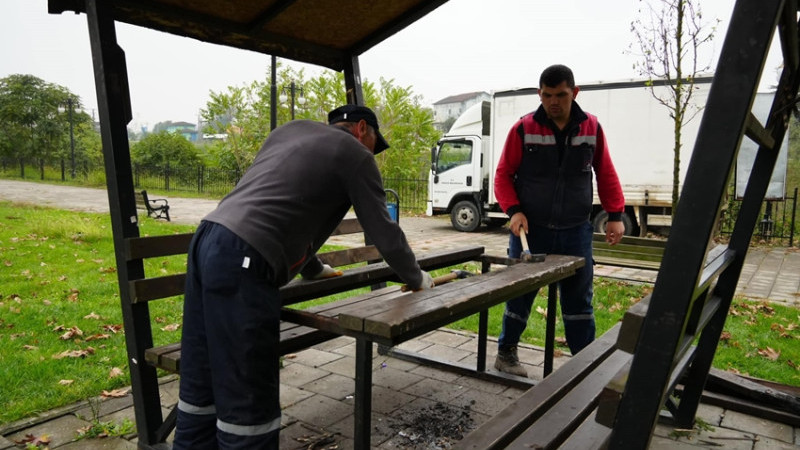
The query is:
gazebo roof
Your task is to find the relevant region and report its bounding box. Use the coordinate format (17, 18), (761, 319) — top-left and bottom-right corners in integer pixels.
(48, 0), (449, 71)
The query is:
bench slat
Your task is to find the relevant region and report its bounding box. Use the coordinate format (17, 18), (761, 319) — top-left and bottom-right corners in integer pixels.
(144, 322), (341, 372)
(330, 217), (363, 236)
(507, 350), (630, 449)
(126, 233), (194, 260)
(317, 245), (380, 267)
(338, 256), (583, 340)
(453, 324), (620, 450)
(127, 245), (484, 305)
(130, 274), (186, 303)
(557, 411), (611, 450)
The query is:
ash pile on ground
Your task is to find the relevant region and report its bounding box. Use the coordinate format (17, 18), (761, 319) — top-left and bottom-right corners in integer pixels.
(389, 402), (476, 449)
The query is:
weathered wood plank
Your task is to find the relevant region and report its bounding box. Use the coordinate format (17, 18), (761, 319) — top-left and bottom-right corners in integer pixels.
(130, 274), (186, 303)
(352, 255), (584, 340)
(506, 350), (630, 449)
(125, 233), (194, 260)
(317, 245), (380, 267)
(330, 217), (363, 236)
(452, 324), (620, 450)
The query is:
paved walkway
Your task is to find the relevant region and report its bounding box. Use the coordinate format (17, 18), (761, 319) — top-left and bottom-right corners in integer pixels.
(1, 179), (799, 449)
(2, 179), (798, 305)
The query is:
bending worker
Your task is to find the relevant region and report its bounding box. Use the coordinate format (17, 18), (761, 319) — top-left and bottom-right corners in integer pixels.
(493, 64), (625, 377)
(173, 104), (435, 449)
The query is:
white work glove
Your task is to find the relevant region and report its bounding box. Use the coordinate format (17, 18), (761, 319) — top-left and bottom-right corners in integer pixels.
(313, 264), (343, 280)
(415, 271), (435, 291)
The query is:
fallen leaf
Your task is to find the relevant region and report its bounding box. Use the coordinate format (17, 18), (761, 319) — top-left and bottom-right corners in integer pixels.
(535, 306), (547, 318)
(59, 379), (74, 385)
(109, 367), (124, 378)
(85, 333), (111, 341)
(757, 347), (780, 361)
(14, 433), (50, 446)
(161, 323), (181, 332)
(22, 344), (38, 351)
(59, 326), (84, 340)
(102, 388), (129, 398)
(720, 331), (732, 341)
(102, 324), (123, 334)
(52, 347), (95, 359)
(83, 312), (101, 320)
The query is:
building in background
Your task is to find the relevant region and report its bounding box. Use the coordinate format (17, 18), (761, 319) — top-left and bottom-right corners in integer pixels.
(432, 91), (490, 131)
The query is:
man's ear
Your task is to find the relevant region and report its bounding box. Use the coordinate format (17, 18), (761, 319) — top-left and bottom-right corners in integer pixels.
(572, 86), (580, 99)
(355, 119), (368, 138)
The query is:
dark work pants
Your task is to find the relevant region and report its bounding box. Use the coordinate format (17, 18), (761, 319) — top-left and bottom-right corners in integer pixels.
(173, 221), (281, 450)
(498, 222), (596, 355)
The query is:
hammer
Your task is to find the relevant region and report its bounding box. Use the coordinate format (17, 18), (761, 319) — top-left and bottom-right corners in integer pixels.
(401, 269), (474, 291)
(519, 225), (546, 263)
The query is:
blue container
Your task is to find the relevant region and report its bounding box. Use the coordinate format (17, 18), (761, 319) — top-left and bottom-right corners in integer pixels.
(387, 202), (398, 222)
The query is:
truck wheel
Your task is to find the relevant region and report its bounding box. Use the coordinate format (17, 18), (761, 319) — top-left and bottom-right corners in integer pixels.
(593, 211), (634, 236)
(451, 200), (480, 232)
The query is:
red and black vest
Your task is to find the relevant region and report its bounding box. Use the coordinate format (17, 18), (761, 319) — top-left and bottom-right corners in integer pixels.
(514, 103), (599, 229)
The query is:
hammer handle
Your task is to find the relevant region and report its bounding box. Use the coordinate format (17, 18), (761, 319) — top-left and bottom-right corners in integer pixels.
(400, 272), (459, 292)
(519, 225), (531, 253)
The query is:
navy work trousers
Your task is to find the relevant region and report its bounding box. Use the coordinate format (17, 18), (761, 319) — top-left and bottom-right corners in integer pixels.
(173, 221), (281, 449)
(498, 222), (596, 355)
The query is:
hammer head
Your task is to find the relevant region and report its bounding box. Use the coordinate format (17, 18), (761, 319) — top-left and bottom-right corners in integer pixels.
(520, 251), (546, 263)
(451, 269), (474, 279)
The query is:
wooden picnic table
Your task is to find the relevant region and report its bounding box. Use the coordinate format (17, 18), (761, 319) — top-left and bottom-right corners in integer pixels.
(282, 254), (585, 449)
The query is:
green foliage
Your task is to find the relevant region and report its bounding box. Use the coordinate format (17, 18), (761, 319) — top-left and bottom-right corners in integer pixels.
(198, 64), (439, 180)
(130, 131), (201, 168)
(0, 74), (98, 176)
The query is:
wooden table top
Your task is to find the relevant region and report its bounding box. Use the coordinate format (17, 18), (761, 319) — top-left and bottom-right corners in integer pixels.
(283, 254), (585, 345)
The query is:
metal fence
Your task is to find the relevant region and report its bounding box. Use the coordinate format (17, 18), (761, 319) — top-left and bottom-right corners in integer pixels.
(718, 187), (798, 246)
(6, 160), (797, 245)
(130, 165), (430, 212)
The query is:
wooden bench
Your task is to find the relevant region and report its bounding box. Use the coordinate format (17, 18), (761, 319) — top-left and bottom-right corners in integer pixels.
(592, 233), (665, 270)
(282, 254), (585, 449)
(454, 244), (736, 449)
(135, 190), (170, 221)
(123, 216), (485, 444)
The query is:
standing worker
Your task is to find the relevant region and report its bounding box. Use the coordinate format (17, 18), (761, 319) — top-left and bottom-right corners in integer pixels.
(173, 104), (435, 449)
(493, 64), (625, 377)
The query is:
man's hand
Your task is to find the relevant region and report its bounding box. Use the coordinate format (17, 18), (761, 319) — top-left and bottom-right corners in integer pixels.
(509, 212), (528, 237)
(605, 221), (625, 245)
(313, 264), (343, 280)
(414, 271), (435, 291)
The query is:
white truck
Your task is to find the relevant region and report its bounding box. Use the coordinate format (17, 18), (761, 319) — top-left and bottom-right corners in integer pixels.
(427, 77), (730, 235)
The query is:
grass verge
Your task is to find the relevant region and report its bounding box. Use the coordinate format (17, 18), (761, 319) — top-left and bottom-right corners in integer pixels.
(0, 201), (798, 427)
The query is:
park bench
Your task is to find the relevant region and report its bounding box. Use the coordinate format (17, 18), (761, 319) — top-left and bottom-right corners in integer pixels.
(591, 233), (665, 270)
(454, 244), (735, 449)
(135, 190), (170, 221)
(123, 215), (485, 444)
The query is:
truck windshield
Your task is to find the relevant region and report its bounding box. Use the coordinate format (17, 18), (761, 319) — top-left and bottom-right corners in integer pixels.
(436, 141), (472, 173)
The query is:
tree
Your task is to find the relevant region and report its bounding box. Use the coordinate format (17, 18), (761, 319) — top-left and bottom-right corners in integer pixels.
(629, 0), (718, 216)
(0, 74), (97, 179)
(199, 63), (439, 181)
(130, 131), (201, 168)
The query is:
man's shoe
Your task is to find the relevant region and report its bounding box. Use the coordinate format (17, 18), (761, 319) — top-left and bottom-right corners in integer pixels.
(494, 346), (528, 377)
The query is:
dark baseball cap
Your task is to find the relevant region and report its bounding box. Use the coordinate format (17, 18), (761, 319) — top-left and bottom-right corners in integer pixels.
(328, 104), (390, 154)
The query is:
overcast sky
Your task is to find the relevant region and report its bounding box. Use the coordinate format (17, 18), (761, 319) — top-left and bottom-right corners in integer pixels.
(0, 1), (783, 130)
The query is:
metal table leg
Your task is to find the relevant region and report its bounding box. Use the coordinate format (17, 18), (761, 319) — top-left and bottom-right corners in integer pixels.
(354, 338), (373, 450)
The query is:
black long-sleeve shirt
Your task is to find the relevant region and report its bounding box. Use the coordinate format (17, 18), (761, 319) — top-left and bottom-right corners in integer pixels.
(204, 120), (422, 288)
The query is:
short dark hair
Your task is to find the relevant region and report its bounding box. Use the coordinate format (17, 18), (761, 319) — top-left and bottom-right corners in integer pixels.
(539, 64), (575, 89)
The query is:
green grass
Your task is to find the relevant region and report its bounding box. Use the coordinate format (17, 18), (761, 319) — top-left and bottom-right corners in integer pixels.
(0, 201), (798, 427)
